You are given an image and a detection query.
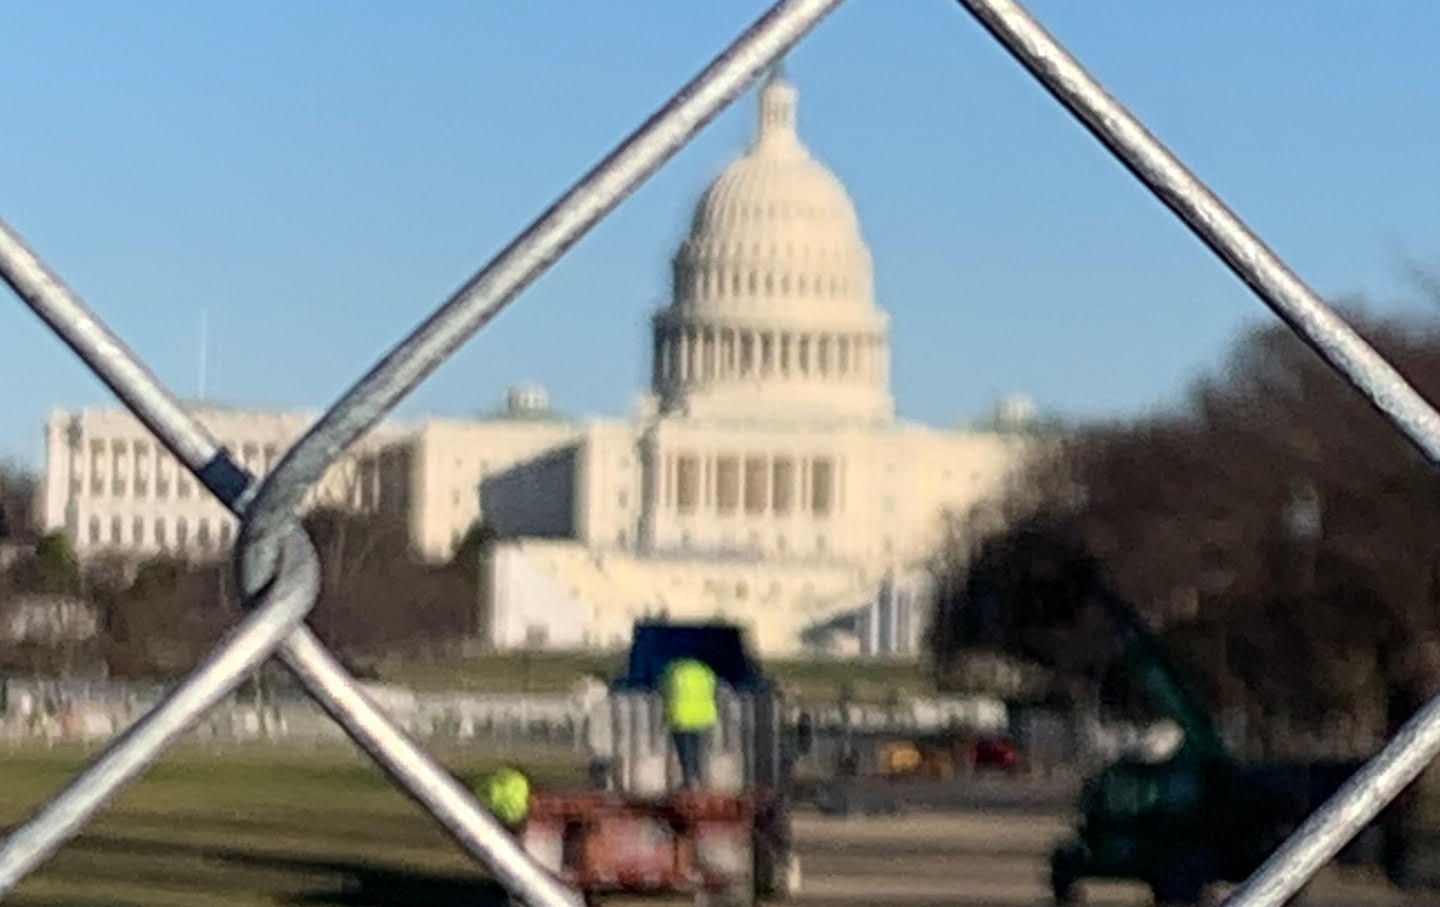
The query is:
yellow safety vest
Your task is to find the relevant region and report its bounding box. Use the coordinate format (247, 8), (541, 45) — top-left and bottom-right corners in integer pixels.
(481, 768), (530, 827)
(662, 658), (719, 731)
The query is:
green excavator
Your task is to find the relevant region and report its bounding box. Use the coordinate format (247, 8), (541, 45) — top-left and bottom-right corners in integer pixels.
(950, 520), (1372, 905)
(1046, 580), (1316, 905)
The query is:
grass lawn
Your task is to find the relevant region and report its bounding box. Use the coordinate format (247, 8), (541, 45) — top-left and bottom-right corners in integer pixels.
(0, 743), (588, 907)
(376, 652), (935, 704)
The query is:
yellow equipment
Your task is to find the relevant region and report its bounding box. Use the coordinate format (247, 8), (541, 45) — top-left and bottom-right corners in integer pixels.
(480, 766), (531, 828)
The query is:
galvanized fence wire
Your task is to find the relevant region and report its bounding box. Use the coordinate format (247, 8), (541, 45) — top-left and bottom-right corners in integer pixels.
(0, 1), (842, 904)
(953, 3), (1440, 905)
(0, 0), (1431, 903)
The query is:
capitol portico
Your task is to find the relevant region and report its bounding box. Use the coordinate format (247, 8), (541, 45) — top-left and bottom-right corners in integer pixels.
(38, 68), (1040, 657)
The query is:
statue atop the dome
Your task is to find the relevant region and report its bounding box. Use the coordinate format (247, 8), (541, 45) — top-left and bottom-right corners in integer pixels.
(755, 59), (798, 149)
(763, 58), (788, 87)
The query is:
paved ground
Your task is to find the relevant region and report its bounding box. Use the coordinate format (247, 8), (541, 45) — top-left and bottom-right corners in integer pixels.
(787, 810), (1414, 906)
(601, 774), (1418, 907)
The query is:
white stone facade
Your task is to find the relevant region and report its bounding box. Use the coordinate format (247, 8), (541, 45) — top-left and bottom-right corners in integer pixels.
(40, 405), (400, 559)
(37, 69), (1038, 656)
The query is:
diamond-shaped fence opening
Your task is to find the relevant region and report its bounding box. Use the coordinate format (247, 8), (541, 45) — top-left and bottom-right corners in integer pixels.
(0, 1), (1434, 906)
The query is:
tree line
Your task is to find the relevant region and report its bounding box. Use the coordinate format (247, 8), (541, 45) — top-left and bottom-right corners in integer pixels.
(0, 492), (497, 679)
(929, 298), (1440, 751)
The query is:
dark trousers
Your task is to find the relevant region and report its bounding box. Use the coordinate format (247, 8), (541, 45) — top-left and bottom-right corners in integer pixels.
(672, 730), (704, 788)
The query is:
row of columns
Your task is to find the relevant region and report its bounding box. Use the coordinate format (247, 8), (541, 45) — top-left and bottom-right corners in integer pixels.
(72, 437), (281, 500)
(657, 451), (841, 517)
(69, 435), (378, 508)
(653, 323), (886, 387)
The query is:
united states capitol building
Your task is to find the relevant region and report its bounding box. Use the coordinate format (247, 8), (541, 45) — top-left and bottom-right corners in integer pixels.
(37, 71), (1039, 658)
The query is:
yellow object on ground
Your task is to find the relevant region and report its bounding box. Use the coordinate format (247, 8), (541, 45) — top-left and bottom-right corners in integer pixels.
(480, 766), (531, 827)
(662, 657), (719, 731)
(881, 740), (924, 775)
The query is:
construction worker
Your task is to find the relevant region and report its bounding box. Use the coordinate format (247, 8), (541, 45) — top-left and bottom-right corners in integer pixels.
(479, 764), (531, 834)
(661, 656), (719, 790)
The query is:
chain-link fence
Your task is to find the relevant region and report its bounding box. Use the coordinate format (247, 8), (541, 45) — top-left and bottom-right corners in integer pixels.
(0, 1), (1434, 905)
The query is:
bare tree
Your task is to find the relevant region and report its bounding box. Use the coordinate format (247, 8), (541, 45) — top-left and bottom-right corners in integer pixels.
(0, 460), (37, 541)
(930, 301), (1440, 746)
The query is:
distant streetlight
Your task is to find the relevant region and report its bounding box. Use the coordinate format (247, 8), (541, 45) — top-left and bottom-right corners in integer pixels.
(1283, 481), (1323, 598)
(1284, 481), (1323, 543)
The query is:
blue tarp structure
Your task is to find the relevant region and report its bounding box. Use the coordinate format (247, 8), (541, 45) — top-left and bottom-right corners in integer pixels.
(613, 621), (770, 693)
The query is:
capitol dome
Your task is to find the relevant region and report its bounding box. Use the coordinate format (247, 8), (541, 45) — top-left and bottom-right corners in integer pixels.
(650, 66), (894, 425)
(672, 66), (875, 318)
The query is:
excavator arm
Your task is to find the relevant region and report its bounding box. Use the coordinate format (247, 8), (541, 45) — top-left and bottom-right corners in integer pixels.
(1094, 585), (1229, 761)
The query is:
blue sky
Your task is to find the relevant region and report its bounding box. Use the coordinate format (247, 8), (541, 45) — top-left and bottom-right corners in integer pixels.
(3, 2), (1438, 467)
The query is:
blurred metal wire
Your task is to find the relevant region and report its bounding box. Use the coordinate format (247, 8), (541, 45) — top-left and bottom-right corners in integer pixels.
(1, 0), (1429, 904)
(953, 1), (1440, 905)
(0, 1), (843, 904)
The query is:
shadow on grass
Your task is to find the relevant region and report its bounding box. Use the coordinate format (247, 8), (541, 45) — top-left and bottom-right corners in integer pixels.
(210, 848), (513, 907)
(52, 834), (514, 907)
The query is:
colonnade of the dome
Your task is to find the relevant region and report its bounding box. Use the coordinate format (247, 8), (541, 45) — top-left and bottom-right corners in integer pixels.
(652, 321), (886, 388)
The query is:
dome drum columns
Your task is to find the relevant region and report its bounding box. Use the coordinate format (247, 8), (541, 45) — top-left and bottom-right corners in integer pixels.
(652, 320), (886, 392)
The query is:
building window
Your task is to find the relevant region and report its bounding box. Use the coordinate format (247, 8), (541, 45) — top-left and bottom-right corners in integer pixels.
(177, 475), (192, 499)
(198, 519), (212, 551)
(133, 517), (145, 546)
(155, 518), (167, 548)
(265, 445), (279, 472)
(771, 457), (795, 514)
(110, 516), (123, 545)
(176, 518), (189, 550)
(88, 516), (101, 545)
(89, 441), (105, 489)
(810, 457), (835, 516)
(715, 457), (740, 514)
(618, 489), (629, 509)
(133, 443), (150, 496)
(111, 442), (127, 496)
(219, 522), (233, 548)
(676, 455), (700, 513)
